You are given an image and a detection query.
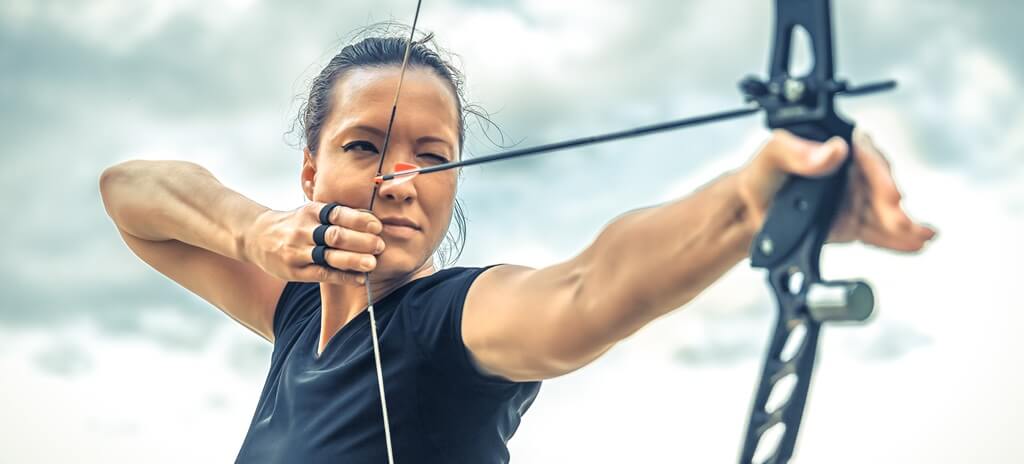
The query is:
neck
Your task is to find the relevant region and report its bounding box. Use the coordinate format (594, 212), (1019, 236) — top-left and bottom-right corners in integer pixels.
(317, 260), (437, 355)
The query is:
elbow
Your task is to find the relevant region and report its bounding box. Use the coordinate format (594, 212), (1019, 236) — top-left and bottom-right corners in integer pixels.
(100, 159), (165, 230)
(99, 159), (150, 193)
(99, 162), (127, 217)
(99, 160), (143, 221)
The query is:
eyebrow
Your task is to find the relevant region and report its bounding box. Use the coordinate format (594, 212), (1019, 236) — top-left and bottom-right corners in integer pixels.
(349, 125), (386, 139)
(345, 125), (454, 151)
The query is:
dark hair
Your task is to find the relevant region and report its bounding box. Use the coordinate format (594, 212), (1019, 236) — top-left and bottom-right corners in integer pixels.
(295, 27), (480, 267)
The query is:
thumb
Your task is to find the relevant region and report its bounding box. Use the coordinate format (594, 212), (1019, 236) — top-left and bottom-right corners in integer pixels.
(737, 131), (851, 228)
(779, 134), (849, 177)
(751, 130), (849, 187)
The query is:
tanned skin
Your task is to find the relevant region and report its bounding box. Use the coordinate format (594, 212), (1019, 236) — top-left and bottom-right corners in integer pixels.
(99, 66), (935, 381)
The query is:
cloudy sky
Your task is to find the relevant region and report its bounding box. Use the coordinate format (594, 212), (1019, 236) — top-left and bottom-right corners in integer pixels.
(1, 0), (1022, 462)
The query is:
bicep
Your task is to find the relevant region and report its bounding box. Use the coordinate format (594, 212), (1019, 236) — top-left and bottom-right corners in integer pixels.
(118, 228), (285, 343)
(462, 262), (613, 382)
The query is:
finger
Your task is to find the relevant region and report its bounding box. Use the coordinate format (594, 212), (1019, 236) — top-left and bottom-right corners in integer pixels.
(858, 223), (932, 253)
(853, 129), (892, 170)
(758, 130), (850, 178)
(323, 248), (377, 273)
(830, 162), (872, 243)
(318, 203), (382, 234)
(852, 132), (904, 228)
(318, 225), (386, 255)
(859, 185), (936, 243)
(849, 132), (938, 242)
(296, 264), (366, 285)
(855, 195), (937, 246)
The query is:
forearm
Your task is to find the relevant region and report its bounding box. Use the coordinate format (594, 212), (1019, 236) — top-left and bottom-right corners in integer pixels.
(576, 171), (758, 343)
(99, 160), (268, 261)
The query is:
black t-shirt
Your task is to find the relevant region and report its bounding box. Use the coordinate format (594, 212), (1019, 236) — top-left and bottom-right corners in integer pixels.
(235, 266), (541, 463)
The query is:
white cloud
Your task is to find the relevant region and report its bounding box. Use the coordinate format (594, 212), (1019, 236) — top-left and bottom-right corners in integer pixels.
(3, 0), (1023, 462)
(0, 323), (268, 463)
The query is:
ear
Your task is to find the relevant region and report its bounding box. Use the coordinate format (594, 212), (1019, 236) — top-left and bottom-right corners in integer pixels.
(301, 147), (316, 201)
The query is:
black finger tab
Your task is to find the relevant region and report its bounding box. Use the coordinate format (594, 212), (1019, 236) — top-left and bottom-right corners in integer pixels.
(311, 245), (332, 269)
(313, 224), (330, 247)
(319, 202), (342, 225)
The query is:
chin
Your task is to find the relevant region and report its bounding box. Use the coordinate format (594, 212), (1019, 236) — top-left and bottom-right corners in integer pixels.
(374, 248), (431, 280)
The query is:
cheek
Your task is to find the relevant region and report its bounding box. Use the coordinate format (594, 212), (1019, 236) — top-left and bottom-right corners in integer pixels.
(314, 162), (374, 207)
(421, 177), (458, 236)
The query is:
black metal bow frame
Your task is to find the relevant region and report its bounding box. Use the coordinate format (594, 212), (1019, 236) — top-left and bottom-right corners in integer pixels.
(362, 1), (896, 462)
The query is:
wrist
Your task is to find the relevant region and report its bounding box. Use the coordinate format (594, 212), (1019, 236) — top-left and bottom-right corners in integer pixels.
(237, 207), (272, 264)
(726, 171), (763, 259)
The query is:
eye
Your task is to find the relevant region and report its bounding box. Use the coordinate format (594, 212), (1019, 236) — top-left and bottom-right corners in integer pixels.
(342, 140), (380, 154)
(418, 152), (449, 164)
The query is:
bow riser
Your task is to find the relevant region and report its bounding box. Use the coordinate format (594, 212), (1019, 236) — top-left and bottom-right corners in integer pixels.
(739, 0), (882, 462)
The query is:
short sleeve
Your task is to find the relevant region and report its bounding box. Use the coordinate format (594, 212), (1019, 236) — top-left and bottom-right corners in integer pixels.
(272, 281), (320, 342)
(405, 265), (518, 389)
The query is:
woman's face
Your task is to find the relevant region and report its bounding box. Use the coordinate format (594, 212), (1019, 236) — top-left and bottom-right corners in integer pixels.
(302, 66), (460, 279)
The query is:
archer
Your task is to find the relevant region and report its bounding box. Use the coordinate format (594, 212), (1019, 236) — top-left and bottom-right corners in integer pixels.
(99, 29), (934, 463)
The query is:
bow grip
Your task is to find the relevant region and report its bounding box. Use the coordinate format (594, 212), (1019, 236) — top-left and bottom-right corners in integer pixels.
(749, 124), (852, 270)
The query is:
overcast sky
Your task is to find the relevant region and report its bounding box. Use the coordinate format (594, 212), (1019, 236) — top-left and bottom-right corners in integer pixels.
(1, 0), (1022, 462)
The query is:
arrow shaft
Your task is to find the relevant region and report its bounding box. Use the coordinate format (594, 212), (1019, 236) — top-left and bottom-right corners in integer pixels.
(379, 105), (761, 180)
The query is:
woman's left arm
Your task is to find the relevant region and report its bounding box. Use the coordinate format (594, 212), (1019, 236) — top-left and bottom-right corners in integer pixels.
(462, 129), (936, 382)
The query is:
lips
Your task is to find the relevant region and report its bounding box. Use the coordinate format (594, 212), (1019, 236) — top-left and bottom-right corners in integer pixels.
(379, 216), (421, 239)
(379, 216), (421, 230)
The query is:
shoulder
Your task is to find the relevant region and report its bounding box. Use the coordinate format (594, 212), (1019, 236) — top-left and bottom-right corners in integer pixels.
(395, 265), (500, 322)
(397, 265), (523, 383)
(402, 266), (497, 299)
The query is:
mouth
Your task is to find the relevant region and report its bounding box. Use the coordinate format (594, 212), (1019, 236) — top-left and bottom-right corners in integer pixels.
(379, 216), (421, 239)
(379, 216), (421, 230)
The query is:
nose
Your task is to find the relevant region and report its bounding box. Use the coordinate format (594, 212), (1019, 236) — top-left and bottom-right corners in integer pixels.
(377, 165), (417, 203)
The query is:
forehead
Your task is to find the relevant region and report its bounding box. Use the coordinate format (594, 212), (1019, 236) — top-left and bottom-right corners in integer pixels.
(327, 66), (459, 138)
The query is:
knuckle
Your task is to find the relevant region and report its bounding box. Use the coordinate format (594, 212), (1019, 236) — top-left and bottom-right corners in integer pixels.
(346, 253), (364, 270)
(331, 226), (347, 248)
(358, 211), (381, 233)
(334, 205), (354, 225)
(349, 253), (375, 271)
(306, 202), (323, 217)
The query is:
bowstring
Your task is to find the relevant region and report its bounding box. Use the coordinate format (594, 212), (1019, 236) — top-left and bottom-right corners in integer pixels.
(364, 2), (423, 463)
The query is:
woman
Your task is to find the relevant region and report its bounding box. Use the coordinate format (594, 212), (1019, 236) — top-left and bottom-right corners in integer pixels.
(98, 32), (935, 463)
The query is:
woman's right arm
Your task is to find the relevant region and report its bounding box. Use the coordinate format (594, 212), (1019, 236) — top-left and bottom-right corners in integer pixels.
(99, 160), (285, 342)
(99, 160), (384, 343)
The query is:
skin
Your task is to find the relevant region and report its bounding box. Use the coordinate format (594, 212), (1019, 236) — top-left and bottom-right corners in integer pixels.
(99, 65), (936, 383)
(297, 67), (461, 354)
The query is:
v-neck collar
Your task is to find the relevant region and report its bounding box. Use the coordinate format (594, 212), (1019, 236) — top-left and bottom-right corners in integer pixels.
(310, 280), (416, 361)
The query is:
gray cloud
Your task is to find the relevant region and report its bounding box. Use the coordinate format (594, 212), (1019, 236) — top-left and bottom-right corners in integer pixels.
(1, 0), (1019, 372)
(0, 2), (1019, 463)
(852, 321), (933, 362)
(672, 301), (771, 367)
(32, 340), (94, 378)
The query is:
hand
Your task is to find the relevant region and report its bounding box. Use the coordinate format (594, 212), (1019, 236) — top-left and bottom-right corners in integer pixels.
(243, 202), (386, 284)
(736, 129), (937, 252)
